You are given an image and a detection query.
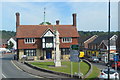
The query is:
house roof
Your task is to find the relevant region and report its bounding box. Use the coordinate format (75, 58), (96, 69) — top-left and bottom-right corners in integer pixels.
(102, 40), (116, 46)
(9, 36), (16, 41)
(16, 25), (79, 38)
(0, 39), (8, 45)
(89, 34), (114, 45)
(78, 35), (93, 43)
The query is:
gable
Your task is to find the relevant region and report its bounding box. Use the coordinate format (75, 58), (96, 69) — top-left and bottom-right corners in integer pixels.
(8, 38), (16, 45)
(110, 35), (118, 41)
(99, 42), (107, 49)
(43, 30), (54, 37)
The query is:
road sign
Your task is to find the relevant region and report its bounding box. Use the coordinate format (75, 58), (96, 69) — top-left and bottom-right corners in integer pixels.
(113, 55), (119, 61)
(70, 50), (80, 62)
(70, 45), (79, 50)
(79, 52), (84, 58)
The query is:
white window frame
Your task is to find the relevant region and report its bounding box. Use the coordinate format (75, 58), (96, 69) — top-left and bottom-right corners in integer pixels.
(62, 37), (72, 43)
(24, 38), (35, 44)
(25, 49), (36, 56)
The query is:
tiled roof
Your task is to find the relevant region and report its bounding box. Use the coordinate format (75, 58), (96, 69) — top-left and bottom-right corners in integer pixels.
(78, 35), (93, 43)
(12, 36), (16, 40)
(16, 25), (79, 38)
(0, 39), (8, 45)
(103, 40), (116, 46)
(89, 34), (114, 45)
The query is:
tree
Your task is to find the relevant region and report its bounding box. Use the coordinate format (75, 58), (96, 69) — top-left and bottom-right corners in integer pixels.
(39, 22), (51, 25)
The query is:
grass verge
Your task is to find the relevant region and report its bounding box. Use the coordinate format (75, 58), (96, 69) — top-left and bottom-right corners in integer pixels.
(85, 65), (100, 80)
(29, 61), (90, 76)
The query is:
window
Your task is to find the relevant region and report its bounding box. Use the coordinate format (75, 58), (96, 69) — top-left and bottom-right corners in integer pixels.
(62, 37), (72, 43)
(61, 48), (70, 55)
(25, 38), (35, 43)
(24, 49), (36, 56)
(45, 37), (53, 43)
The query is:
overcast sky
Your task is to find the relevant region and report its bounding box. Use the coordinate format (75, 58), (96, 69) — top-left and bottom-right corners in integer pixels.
(1, 0), (119, 32)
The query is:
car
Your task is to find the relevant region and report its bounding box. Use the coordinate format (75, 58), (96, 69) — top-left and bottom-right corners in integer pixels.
(105, 60), (114, 66)
(99, 68), (119, 80)
(86, 56), (93, 62)
(86, 56), (99, 62)
(91, 56), (99, 63)
(6, 49), (11, 53)
(111, 61), (120, 69)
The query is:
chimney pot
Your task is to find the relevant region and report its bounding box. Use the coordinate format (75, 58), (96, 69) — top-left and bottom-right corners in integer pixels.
(72, 13), (77, 27)
(16, 12), (20, 16)
(56, 20), (59, 25)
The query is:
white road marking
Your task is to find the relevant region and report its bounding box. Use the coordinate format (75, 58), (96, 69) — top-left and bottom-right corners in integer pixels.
(11, 60), (22, 71)
(11, 60), (43, 78)
(2, 73), (6, 78)
(28, 73), (43, 78)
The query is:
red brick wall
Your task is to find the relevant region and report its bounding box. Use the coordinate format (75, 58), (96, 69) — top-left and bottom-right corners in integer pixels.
(60, 37), (78, 48)
(18, 39), (41, 49)
(18, 37), (78, 49)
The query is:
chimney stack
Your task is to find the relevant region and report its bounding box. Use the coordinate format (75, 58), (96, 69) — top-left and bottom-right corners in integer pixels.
(16, 12), (20, 27)
(56, 20), (59, 25)
(72, 13), (77, 27)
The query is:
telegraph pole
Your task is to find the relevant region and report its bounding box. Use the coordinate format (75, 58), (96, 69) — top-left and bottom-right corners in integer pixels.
(108, 0), (110, 80)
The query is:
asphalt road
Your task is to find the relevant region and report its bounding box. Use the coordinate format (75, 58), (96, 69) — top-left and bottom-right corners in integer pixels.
(1, 54), (39, 78)
(91, 61), (120, 78)
(91, 62), (107, 70)
(0, 54), (78, 80)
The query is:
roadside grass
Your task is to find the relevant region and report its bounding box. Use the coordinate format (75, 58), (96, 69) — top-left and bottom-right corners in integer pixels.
(85, 65), (100, 80)
(29, 61), (90, 76)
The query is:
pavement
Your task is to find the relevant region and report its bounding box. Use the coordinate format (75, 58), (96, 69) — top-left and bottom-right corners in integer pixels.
(12, 60), (69, 78)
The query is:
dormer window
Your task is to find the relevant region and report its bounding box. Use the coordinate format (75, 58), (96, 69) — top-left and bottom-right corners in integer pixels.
(62, 37), (72, 43)
(25, 38), (35, 44)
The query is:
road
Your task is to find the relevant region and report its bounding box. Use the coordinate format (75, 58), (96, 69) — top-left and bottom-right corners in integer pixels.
(92, 62), (107, 70)
(91, 61), (120, 78)
(92, 61), (120, 72)
(1, 54), (39, 78)
(0, 54), (76, 80)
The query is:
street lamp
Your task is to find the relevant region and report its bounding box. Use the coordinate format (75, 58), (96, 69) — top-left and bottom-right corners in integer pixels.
(107, 0), (110, 80)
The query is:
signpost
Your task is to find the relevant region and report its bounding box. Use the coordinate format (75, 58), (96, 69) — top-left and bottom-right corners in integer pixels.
(70, 45), (79, 78)
(70, 45), (84, 78)
(70, 50), (79, 77)
(79, 52), (85, 58)
(70, 50), (80, 62)
(113, 55), (119, 72)
(113, 55), (119, 62)
(70, 45), (79, 50)
(78, 51), (84, 78)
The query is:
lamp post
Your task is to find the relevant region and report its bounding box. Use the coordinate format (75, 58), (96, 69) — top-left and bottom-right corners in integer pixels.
(107, 0), (110, 80)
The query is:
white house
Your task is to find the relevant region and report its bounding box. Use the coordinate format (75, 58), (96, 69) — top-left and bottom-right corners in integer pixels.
(7, 37), (17, 50)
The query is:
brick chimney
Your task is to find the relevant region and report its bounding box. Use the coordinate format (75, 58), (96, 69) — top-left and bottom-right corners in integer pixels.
(16, 12), (20, 27)
(72, 13), (77, 27)
(56, 20), (59, 25)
